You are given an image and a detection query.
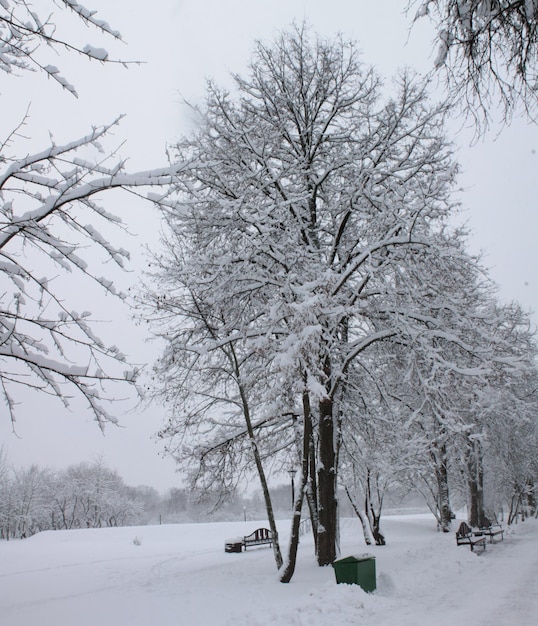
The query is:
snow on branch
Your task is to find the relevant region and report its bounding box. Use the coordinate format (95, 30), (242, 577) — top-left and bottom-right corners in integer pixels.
(82, 44), (108, 61)
(61, 1), (122, 40)
(0, 111), (186, 425)
(1, 1), (136, 96)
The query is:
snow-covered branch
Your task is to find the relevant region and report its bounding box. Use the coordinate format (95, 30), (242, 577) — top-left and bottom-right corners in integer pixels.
(0, 111), (186, 425)
(0, 1), (137, 96)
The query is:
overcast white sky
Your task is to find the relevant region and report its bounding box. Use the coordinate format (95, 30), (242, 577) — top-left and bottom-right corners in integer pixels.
(1, 0), (536, 492)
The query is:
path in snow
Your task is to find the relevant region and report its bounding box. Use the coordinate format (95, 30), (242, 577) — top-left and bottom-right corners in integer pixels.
(475, 524), (538, 626)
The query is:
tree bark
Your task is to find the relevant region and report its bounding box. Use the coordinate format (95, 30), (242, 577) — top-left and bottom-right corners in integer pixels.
(280, 389), (312, 582)
(526, 477), (536, 517)
(317, 395), (338, 565)
(432, 441), (452, 532)
(305, 437), (319, 553)
(344, 483), (374, 545)
(365, 469), (386, 545)
(468, 439), (485, 528)
(237, 380), (283, 569)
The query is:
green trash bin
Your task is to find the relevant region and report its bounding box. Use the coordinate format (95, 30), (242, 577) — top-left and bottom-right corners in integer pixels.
(332, 554), (376, 592)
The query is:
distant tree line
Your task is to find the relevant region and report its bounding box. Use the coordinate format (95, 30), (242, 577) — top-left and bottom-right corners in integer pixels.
(0, 453), (322, 540)
(0, 455), (141, 539)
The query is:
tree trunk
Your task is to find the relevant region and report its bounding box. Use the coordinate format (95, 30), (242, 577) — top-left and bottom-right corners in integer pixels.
(508, 489), (520, 525)
(279, 473), (307, 583)
(432, 442), (452, 532)
(525, 477), (536, 517)
(477, 451), (485, 527)
(280, 389), (312, 583)
(468, 439), (485, 528)
(344, 483), (374, 545)
(248, 436), (282, 569)
(238, 381), (283, 569)
(317, 395), (338, 565)
(365, 469), (386, 545)
(468, 468), (479, 527)
(305, 443), (319, 553)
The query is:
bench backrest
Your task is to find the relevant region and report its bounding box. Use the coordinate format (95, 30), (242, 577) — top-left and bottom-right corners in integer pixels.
(456, 521), (472, 537)
(244, 528), (272, 542)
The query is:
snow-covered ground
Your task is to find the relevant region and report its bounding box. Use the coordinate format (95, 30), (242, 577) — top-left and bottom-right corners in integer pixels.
(1, 514), (536, 625)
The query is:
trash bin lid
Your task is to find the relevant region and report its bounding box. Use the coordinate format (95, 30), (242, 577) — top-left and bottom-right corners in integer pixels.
(333, 554), (375, 565)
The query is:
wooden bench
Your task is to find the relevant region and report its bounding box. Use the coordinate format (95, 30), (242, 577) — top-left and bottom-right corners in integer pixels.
(242, 527), (273, 550)
(224, 527), (273, 553)
(455, 521), (486, 552)
(479, 517), (504, 543)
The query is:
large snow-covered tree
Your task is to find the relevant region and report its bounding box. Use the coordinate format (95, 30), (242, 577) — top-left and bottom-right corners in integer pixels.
(411, 0), (538, 129)
(144, 24), (473, 576)
(1, 1), (181, 426)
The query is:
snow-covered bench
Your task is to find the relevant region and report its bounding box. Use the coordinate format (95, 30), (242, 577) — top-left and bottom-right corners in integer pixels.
(243, 527), (273, 550)
(479, 518), (504, 543)
(224, 527), (273, 553)
(456, 522), (486, 552)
